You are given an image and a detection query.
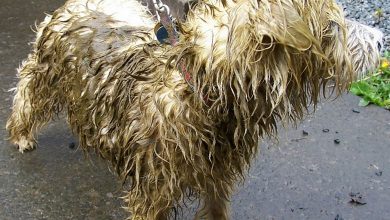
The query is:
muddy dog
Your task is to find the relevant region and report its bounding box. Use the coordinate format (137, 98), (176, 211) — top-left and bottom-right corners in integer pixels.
(6, 0), (383, 219)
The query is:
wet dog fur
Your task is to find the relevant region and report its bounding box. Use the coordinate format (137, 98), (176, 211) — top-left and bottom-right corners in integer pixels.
(6, 0), (383, 219)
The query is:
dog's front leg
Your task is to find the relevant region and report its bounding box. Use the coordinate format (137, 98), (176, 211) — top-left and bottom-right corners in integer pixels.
(194, 188), (231, 220)
(194, 197), (230, 220)
(124, 183), (178, 220)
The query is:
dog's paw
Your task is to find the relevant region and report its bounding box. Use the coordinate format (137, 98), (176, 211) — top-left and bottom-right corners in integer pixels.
(15, 137), (36, 153)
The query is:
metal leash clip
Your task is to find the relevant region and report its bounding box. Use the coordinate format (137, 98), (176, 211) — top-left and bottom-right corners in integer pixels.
(152, 0), (194, 93)
(153, 0), (170, 21)
(152, 0), (179, 45)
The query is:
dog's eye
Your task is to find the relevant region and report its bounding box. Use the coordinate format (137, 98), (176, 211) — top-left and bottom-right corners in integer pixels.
(377, 42), (382, 51)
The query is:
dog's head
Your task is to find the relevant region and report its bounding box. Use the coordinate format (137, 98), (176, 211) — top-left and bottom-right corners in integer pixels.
(346, 20), (383, 79)
(174, 0), (381, 134)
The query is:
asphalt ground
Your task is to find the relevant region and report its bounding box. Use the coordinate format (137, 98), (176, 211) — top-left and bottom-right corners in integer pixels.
(0, 0), (389, 219)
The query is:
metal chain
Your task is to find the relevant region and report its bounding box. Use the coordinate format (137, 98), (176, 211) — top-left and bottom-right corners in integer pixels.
(152, 0), (170, 21)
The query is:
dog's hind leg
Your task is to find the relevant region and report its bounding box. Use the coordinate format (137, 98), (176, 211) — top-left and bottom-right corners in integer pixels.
(6, 53), (58, 153)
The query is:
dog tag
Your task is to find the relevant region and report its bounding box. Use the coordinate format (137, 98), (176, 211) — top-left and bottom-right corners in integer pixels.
(154, 22), (170, 44)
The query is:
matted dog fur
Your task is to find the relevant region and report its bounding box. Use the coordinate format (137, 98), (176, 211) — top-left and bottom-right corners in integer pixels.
(6, 0), (382, 219)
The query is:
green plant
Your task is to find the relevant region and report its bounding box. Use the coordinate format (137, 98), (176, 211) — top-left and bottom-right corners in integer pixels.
(350, 51), (390, 109)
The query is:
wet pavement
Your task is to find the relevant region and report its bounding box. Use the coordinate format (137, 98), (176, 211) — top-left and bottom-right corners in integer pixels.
(0, 0), (389, 219)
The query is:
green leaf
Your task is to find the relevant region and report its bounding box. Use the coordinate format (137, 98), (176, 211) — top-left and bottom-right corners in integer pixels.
(350, 81), (372, 96)
(359, 98), (370, 106)
(384, 51), (390, 59)
(383, 68), (390, 76)
(382, 99), (390, 109)
(350, 52), (390, 109)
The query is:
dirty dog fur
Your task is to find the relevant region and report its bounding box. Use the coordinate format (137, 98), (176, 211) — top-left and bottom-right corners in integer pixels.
(6, 0), (382, 219)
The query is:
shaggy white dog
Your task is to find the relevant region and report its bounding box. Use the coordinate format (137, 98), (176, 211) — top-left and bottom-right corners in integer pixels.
(7, 0), (382, 219)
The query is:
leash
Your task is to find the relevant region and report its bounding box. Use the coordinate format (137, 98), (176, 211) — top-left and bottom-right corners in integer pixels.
(152, 0), (195, 91)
